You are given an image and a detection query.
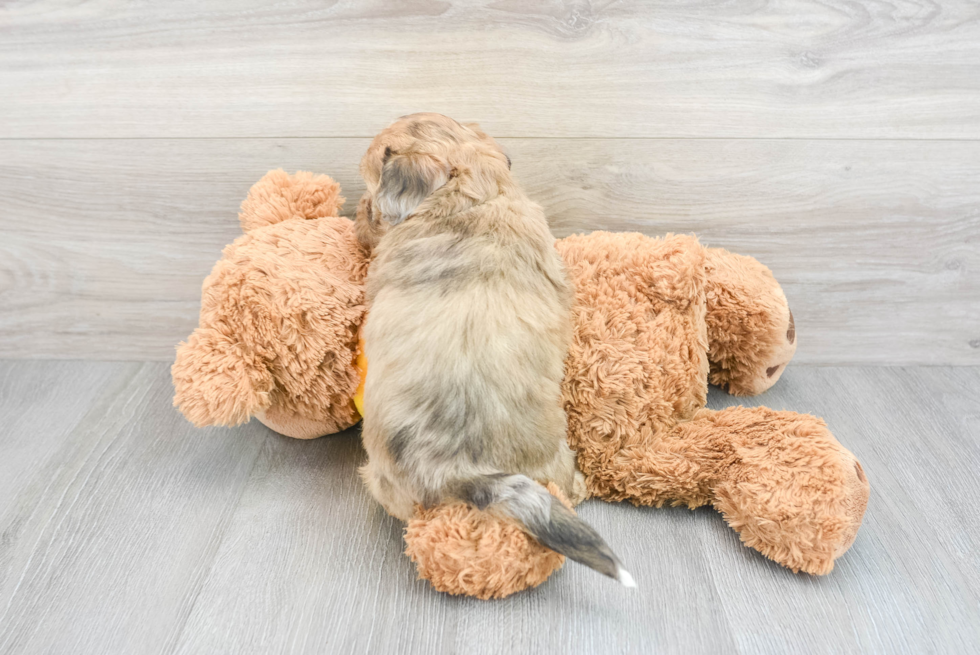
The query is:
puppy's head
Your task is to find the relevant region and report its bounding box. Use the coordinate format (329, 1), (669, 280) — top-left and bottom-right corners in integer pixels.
(356, 113), (511, 250)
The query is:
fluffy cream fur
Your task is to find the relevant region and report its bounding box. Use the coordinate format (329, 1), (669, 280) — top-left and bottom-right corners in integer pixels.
(354, 114), (581, 520)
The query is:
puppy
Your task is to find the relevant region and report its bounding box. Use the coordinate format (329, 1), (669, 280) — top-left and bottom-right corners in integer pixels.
(355, 113), (632, 585)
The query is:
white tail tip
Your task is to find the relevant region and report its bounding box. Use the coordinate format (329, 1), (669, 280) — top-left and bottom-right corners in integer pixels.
(617, 565), (637, 588)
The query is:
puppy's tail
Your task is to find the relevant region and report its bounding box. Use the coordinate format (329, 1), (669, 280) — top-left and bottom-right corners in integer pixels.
(454, 473), (635, 587)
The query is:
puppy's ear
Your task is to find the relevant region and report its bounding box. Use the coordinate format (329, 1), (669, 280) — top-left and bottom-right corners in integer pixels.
(375, 151), (450, 225)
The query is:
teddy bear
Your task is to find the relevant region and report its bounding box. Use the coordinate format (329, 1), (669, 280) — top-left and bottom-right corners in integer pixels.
(173, 170), (869, 599)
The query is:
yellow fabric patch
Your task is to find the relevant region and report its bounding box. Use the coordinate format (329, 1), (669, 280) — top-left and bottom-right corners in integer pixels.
(352, 334), (367, 417)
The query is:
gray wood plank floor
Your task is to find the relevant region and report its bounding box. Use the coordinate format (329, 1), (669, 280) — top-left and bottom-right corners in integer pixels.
(1, 361), (977, 655)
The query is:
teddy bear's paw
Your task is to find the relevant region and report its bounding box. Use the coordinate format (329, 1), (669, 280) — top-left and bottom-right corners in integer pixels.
(709, 408), (869, 574)
(704, 248), (798, 397)
(403, 483), (570, 599)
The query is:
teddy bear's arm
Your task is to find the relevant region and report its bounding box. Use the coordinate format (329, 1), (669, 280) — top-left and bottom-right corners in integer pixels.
(172, 325), (275, 427)
(703, 248), (798, 396)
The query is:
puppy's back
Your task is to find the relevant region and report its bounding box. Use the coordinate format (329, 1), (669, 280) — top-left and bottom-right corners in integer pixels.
(357, 112), (631, 585)
(365, 197), (570, 481)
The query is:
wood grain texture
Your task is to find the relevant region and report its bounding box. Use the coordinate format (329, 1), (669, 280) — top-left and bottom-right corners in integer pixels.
(0, 361), (268, 655)
(1, 138), (977, 364)
(1, 0), (979, 139)
(171, 432), (738, 655)
(0, 361), (978, 654)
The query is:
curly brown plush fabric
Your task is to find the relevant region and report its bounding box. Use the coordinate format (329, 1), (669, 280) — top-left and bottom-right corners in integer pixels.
(405, 483), (571, 600)
(699, 407), (868, 574)
(704, 248), (798, 396)
(237, 169), (345, 233)
(556, 232), (709, 498)
(172, 171), (369, 438)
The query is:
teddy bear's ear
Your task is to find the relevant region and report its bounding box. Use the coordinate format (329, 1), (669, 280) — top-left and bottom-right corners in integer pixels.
(172, 327), (274, 427)
(238, 169), (345, 233)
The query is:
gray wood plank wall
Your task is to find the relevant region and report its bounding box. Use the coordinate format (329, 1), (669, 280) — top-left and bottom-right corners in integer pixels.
(4, 1), (980, 139)
(1, 1), (978, 364)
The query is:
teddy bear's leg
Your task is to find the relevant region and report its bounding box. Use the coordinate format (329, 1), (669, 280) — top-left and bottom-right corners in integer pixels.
(403, 482), (571, 599)
(703, 248), (797, 396)
(706, 406), (868, 574)
(602, 406), (868, 575)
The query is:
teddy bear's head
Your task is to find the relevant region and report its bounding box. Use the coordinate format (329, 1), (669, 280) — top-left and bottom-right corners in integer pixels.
(172, 170), (368, 439)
